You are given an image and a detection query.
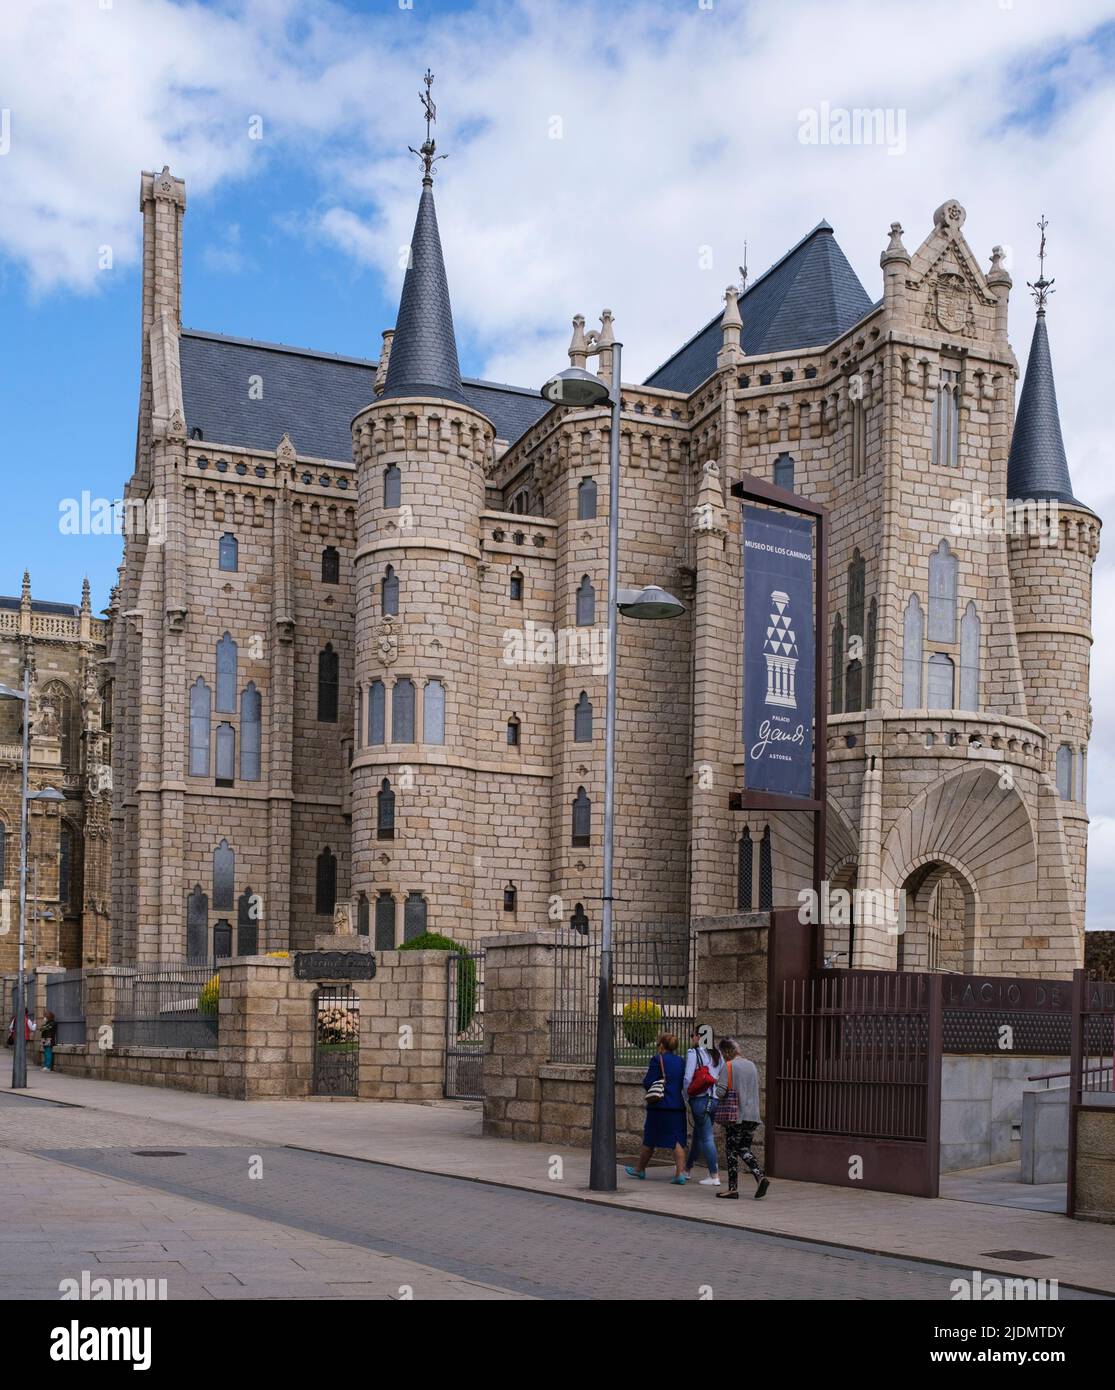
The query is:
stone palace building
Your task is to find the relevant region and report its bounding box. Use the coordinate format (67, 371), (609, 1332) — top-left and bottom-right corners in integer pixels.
(0, 575), (112, 971)
(109, 152), (1098, 975)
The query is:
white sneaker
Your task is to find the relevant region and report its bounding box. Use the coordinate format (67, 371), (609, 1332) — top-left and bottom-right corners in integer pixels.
(699, 1176), (721, 1186)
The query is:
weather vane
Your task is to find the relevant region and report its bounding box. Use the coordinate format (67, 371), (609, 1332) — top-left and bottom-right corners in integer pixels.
(738, 239), (749, 294)
(1027, 214), (1054, 314)
(408, 68), (448, 181)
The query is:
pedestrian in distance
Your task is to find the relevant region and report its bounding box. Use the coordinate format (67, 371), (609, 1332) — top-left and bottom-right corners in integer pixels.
(683, 1026), (723, 1185)
(713, 1037), (770, 1200)
(40, 1009), (57, 1072)
(625, 1032), (689, 1183)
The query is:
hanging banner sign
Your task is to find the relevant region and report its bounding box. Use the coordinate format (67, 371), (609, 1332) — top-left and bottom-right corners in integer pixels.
(742, 506), (815, 798)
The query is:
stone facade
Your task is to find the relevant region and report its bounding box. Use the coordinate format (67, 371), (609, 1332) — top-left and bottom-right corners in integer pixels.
(111, 166), (1097, 978)
(0, 574), (111, 970)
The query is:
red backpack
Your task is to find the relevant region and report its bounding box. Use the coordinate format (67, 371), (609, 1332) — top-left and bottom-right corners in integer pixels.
(687, 1047), (717, 1098)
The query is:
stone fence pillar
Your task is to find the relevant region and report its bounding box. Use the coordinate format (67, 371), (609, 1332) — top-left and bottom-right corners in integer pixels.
(482, 931), (564, 1140)
(360, 949), (449, 1101)
(219, 956), (304, 1100)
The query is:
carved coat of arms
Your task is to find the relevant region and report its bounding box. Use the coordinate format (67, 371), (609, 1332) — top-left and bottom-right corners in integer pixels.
(934, 271), (971, 334)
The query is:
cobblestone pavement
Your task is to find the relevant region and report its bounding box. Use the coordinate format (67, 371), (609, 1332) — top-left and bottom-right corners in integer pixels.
(3, 1094), (1102, 1301)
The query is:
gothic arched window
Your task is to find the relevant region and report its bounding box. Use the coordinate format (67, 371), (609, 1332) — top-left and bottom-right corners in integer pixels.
(423, 680), (445, 746)
(218, 533), (238, 572)
(189, 677), (211, 777)
(830, 614), (844, 715)
(959, 601), (980, 711)
(382, 564), (399, 617)
(737, 829), (753, 911)
(375, 891), (396, 949)
(509, 570), (524, 601)
(576, 576), (595, 627)
(932, 367), (960, 468)
(773, 453), (795, 491)
(368, 680), (385, 745)
(213, 839), (234, 910)
(392, 678), (415, 743)
(384, 465), (401, 509)
(315, 847), (337, 916)
(403, 892), (428, 942)
(1056, 745), (1073, 801)
(186, 884), (208, 961)
(213, 920), (232, 959)
(215, 722), (235, 784)
(758, 826), (773, 911)
(317, 644), (339, 723)
(574, 691), (593, 743)
(928, 540), (958, 643)
(926, 653), (954, 710)
(321, 546), (340, 584)
(572, 786), (591, 846)
(902, 595), (923, 707)
(570, 903), (589, 936)
(866, 598), (878, 709)
(356, 893), (370, 938)
(237, 888), (258, 955)
(240, 682), (262, 781)
(215, 633), (237, 713)
(377, 779), (395, 840)
(577, 477), (597, 520)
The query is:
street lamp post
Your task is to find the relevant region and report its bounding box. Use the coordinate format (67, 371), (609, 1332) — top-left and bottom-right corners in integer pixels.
(0, 669), (65, 1088)
(542, 346), (685, 1192)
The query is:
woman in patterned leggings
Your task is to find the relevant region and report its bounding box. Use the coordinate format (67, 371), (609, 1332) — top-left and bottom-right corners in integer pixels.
(715, 1037), (770, 1199)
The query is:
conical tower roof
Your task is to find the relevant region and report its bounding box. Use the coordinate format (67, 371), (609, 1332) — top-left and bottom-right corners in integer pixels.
(381, 176), (467, 406)
(1007, 310), (1083, 506)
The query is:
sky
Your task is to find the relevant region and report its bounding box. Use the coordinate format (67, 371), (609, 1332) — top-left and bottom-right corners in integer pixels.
(2, 0), (1115, 923)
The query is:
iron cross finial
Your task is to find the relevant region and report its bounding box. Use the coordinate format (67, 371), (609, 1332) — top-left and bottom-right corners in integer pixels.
(408, 68), (448, 181)
(1027, 213), (1055, 315)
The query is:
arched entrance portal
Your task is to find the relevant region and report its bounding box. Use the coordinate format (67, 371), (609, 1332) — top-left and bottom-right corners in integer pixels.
(899, 860), (976, 973)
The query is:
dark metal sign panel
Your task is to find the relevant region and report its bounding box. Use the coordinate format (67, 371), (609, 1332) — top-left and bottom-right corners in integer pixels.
(742, 506), (815, 799)
(294, 951), (376, 981)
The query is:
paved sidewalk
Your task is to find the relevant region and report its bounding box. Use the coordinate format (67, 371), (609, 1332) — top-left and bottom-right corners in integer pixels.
(13, 1073), (1115, 1295)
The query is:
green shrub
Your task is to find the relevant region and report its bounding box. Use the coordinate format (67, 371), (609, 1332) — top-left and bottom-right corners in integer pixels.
(400, 931), (477, 1034)
(622, 998), (663, 1048)
(198, 973), (219, 1016)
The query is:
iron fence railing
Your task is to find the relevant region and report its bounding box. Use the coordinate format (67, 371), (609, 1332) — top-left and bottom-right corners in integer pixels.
(1073, 975), (1115, 1105)
(548, 923), (697, 1067)
(113, 962), (219, 1049)
(46, 968), (86, 1045)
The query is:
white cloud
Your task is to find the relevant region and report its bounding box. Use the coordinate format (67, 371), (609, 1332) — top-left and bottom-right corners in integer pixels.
(5, 0), (1115, 924)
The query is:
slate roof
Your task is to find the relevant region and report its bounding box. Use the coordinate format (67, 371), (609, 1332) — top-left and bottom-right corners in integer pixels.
(0, 597), (81, 616)
(644, 222), (875, 393)
(381, 179), (466, 406)
(178, 330), (550, 459)
(1007, 311), (1086, 507)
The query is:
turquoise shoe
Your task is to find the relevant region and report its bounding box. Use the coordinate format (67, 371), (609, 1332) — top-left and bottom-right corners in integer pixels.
(624, 1166), (646, 1179)
(670, 1174), (688, 1184)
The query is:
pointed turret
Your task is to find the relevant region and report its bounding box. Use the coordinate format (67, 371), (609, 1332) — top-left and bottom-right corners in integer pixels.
(1008, 218), (1086, 507)
(381, 87), (465, 406)
(1007, 311), (1083, 505)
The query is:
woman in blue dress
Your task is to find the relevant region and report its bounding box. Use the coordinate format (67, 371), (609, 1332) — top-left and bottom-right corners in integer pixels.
(625, 1032), (689, 1183)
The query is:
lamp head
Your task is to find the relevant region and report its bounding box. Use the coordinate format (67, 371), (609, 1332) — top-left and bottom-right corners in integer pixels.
(617, 585), (686, 621)
(540, 367), (612, 408)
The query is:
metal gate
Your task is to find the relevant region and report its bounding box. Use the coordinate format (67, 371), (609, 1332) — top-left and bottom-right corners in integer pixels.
(445, 950), (484, 1100)
(46, 969), (86, 1044)
(312, 985), (360, 1097)
(766, 909), (941, 1197)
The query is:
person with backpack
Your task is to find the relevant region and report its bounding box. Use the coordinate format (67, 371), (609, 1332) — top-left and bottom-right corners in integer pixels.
(713, 1036), (770, 1199)
(624, 1032), (689, 1183)
(682, 1026), (723, 1186)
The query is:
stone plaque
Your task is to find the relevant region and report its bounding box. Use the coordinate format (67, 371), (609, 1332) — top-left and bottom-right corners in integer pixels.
(294, 951), (376, 981)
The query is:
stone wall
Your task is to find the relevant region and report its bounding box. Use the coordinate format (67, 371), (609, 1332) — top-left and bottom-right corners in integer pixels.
(45, 950), (449, 1103)
(940, 1054), (1067, 1173)
(1072, 1106), (1115, 1224)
